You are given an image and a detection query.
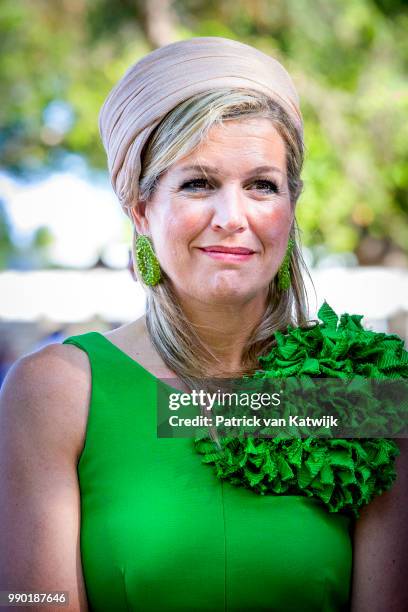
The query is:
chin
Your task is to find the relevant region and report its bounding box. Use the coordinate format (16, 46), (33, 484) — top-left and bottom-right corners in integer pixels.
(199, 282), (258, 304)
(173, 272), (263, 304)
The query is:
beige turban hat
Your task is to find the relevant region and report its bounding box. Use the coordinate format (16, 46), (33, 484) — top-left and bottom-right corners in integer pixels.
(99, 36), (303, 216)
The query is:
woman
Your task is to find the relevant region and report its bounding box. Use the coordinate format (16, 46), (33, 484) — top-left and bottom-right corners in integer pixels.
(0, 37), (407, 612)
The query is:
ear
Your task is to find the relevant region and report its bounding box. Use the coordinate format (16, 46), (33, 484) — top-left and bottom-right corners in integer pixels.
(129, 201), (150, 236)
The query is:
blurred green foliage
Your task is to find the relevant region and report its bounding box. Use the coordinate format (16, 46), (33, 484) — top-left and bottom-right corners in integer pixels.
(1, 0), (407, 265)
(0, 200), (17, 268)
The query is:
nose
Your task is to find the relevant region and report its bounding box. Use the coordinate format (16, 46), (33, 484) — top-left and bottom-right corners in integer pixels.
(211, 185), (248, 233)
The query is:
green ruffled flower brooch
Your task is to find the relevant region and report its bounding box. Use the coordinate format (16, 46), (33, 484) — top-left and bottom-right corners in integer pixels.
(193, 302), (407, 518)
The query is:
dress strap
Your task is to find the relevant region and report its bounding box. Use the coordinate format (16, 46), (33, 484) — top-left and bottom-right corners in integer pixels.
(62, 331), (154, 402)
(62, 332), (158, 471)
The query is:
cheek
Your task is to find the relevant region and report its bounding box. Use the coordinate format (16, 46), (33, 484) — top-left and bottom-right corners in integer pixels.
(158, 212), (202, 263)
(258, 202), (293, 241)
(167, 204), (205, 242)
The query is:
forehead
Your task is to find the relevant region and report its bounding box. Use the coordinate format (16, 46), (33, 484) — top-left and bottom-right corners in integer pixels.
(172, 117), (287, 176)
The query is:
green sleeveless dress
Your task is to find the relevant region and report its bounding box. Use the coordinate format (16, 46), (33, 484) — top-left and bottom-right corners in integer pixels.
(62, 331), (353, 612)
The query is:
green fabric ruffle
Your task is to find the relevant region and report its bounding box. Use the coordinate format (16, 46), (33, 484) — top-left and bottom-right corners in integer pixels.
(193, 301), (406, 518)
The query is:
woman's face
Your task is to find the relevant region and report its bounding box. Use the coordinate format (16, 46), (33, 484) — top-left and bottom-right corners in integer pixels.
(132, 117), (294, 306)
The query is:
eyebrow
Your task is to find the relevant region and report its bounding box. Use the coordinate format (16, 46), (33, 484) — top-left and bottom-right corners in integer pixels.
(178, 164), (285, 176)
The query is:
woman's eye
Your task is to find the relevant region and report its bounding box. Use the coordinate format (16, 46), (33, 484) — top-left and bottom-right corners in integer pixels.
(252, 180), (279, 193)
(180, 178), (211, 191)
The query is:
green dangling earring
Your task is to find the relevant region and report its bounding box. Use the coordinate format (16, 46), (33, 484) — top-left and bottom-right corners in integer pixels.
(277, 237), (295, 291)
(135, 234), (161, 286)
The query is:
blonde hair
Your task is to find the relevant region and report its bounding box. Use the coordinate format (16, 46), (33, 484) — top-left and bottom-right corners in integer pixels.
(130, 88), (312, 382)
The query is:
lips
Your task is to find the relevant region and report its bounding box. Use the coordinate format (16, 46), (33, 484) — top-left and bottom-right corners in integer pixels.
(200, 246), (255, 254)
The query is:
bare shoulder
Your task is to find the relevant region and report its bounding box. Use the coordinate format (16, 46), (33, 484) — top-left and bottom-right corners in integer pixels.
(0, 344), (91, 610)
(0, 341), (91, 462)
(350, 438), (408, 611)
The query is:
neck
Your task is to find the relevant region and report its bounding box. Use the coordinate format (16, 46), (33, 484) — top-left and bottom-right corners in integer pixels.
(176, 289), (268, 375)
